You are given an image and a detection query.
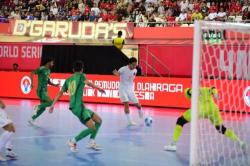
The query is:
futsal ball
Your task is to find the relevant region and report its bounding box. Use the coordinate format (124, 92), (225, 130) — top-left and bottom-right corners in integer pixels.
(144, 116), (153, 126)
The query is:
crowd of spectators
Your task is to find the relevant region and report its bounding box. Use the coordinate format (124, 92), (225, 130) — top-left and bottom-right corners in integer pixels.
(0, 0), (250, 26)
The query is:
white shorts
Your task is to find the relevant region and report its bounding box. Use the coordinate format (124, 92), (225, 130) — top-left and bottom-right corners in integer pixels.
(119, 88), (138, 104)
(0, 109), (12, 128)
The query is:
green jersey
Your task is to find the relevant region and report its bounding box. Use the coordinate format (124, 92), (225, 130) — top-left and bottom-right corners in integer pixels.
(34, 66), (50, 92)
(183, 87), (222, 125)
(198, 87), (217, 104)
(184, 87), (218, 104)
(62, 73), (86, 116)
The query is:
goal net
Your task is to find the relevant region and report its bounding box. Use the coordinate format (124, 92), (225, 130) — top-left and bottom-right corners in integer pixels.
(190, 21), (250, 165)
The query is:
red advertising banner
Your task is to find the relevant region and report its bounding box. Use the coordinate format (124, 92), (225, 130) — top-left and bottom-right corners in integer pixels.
(0, 43), (42, 71)
(0, 72), (250, 112)
(0, 72), (190, 108)
(133, 27), (194, 39)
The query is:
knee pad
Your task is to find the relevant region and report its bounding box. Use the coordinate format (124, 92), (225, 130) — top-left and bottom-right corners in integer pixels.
(176, 116), (188, 127)
(215, 125), (226, 134)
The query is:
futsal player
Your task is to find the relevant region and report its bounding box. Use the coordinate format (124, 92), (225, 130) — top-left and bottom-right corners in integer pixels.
(164, 87), (245, 151)
(28, 58), (59, 125)
(113, 57), (143, 126)
(0, 100), (17, 161)
(49, 61), (105, 152)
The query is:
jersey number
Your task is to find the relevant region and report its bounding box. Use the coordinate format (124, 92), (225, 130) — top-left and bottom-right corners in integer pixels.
(68, 81), (76, 96)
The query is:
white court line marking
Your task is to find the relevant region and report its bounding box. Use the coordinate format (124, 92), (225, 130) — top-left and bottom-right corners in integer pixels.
(13, 133), (191, 140)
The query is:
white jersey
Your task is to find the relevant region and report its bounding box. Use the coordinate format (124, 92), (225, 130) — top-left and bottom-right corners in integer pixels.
(118, 65), (137, 90)
(118, 65), (138, 103)
(0, 108), (12, 128)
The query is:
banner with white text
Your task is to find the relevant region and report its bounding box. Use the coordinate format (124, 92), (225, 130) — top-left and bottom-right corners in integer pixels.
(1, 72), (250, 112)
(11, 20), (134, 40)
(0, 72), (190, 108)
(0, 43), (42, 71)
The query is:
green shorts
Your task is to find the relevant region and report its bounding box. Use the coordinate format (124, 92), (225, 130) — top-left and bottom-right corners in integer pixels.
(71, 106), (94, 124)
(37, 88), (51, 102)
(183, 102), (223, 126)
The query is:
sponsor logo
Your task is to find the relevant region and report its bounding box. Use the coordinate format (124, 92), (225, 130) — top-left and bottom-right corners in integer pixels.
(243, 86), (250, 107)
(20, 76), (31, 94)
(13, 20), (131, 39)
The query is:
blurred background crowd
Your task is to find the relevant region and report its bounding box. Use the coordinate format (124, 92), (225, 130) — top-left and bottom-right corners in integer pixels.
(0, 0), (250, 26)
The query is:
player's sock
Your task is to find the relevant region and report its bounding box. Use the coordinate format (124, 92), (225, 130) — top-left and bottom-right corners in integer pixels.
(164, 125), (182, 152)
(5, 139), (13, 152)
(90, 122), (101, 140)
(71, 138), (76, 143)
(74, 128), (94, 142)
(173, 125), (183, 143)
(5, 139), (12, 150)
(31, 101), (52, 120)
(225, 129), (241, 142)
(125, 113), (135, 125)
(0, 154), (7, 162)
(0, 131), (13, 152)
(138, 109), (143, 119)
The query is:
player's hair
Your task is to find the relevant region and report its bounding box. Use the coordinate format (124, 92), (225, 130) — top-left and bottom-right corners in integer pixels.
(13, 63), (19, 67)
(128, 57), (137, 64)
(73, 60), (84, 72)
(42, 57), (54, 65)
(118, 31), (122, 37)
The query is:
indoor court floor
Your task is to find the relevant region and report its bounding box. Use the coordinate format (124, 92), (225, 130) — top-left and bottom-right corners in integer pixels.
(1, 99), (250, 166)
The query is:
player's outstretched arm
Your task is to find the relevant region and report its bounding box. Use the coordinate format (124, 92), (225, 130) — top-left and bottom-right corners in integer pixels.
(49, 91), (64, 113)
(0, 100), (5, 109)
(85, 80), (106, 94)
(112, 69), (119, 76)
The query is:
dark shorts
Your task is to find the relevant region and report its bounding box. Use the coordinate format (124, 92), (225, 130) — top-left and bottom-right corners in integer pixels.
(72, 106), (94, 124)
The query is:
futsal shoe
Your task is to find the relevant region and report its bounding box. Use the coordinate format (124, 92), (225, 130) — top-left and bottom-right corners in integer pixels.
(67, 140), (78, 153)
(239, 141), (247, 153)
(28, 118), (36, 126)
(87, 140), (102, 151)
(128, 121), (137, 126)
(164, 143), (177, 152)
(0, 154), (7, 162)
(6, 149), (18, 159)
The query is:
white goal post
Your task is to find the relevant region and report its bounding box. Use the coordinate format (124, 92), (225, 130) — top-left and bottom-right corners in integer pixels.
(190, 21), (250, 165)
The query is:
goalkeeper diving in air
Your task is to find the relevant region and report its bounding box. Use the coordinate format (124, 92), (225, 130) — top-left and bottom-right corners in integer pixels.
(164, 86), (245, 151)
